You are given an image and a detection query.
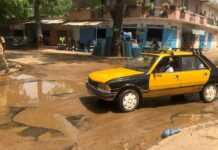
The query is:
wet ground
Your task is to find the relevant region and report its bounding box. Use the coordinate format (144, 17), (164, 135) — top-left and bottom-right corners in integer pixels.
(1, 49), (218, 150)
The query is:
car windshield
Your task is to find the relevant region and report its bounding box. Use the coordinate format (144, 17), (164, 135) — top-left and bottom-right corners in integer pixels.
(126, 55), (158, 72)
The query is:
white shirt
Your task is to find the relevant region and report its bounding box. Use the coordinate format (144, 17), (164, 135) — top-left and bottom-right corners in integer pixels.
(165, 66), (174, 73)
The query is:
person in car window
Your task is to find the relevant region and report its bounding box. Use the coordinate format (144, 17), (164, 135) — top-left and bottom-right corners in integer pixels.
(165, 58), (174, 73)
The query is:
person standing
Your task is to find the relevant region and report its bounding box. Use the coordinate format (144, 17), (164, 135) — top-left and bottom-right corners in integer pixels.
(151, 39), (160, 51)
(0, 36), (6, 50)
(0, 35), (9, 72)
(131, 39), (141, 57)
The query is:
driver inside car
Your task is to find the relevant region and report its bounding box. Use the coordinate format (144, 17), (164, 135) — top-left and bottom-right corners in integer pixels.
(165, 58), (175, 73)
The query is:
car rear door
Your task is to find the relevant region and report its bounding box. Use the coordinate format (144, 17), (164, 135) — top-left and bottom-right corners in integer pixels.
(179, 56), (210, 88)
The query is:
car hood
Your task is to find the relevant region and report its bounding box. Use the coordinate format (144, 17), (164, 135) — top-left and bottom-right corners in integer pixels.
(89, 67), (144, 83)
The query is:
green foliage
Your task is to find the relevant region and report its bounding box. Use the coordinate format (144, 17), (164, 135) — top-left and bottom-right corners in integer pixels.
(0, 0), (73, 23)
(40, 0), (73, 17)
(0, 0), (32, 23)
(88, 0), (103, 9)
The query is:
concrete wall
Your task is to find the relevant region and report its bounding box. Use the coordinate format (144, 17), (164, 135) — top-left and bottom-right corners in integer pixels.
(68, 9), (93, 21)
(187, 0), (201, 13)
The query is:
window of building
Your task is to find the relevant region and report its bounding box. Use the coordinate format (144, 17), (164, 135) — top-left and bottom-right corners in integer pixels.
(123, 28), (137, 39)
(97, 29), (106, 39)
(14, 30), (24, 37)
(147, 28), (163, 42)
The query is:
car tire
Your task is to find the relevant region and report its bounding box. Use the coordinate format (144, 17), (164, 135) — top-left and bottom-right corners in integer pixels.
(200, 84), (217, 103)
(117, 89), (140, 112)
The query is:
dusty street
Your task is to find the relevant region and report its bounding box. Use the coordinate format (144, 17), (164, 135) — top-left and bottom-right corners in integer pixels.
(0, 49), (218, 150)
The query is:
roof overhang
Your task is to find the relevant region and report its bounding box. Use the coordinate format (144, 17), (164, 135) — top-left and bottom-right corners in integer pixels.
(25, 19), (64, 25)
(64, 21), (102, 26)
(41, 19), (64, 24)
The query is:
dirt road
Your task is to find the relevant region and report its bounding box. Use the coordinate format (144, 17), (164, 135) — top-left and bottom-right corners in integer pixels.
(0, 49), (218, 150)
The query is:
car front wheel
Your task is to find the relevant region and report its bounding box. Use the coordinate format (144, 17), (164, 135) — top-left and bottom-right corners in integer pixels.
(117, 89), (140, 112)
(200, 84), (217, 103)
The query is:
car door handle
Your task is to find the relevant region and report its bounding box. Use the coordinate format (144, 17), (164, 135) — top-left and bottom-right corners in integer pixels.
(204, 73), (208, 76)
(175, 75), (179, 79)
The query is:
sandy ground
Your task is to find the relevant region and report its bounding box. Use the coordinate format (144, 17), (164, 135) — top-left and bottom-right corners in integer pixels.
(148, 121), (218, 150)
(0, 48), (217, 150)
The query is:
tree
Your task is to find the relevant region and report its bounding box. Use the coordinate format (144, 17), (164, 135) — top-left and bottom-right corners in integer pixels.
(33, 0), (41, 48)
(107, 0), (127, 56)
(0, 0), (32, 24)
(32, 0), (72, 48)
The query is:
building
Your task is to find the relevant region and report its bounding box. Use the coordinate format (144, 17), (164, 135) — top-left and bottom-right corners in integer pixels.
(47, 0), (218, 56)
(4, 0), (218, 56)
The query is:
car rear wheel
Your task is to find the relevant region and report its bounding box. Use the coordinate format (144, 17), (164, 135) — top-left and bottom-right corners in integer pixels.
(200, 84), (217, 103)
(117, 89), (140, 112)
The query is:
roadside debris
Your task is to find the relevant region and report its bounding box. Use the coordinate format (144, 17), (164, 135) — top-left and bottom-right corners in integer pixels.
(161, 128), (181, 139)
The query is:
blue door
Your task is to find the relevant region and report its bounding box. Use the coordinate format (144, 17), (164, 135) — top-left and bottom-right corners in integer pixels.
(199, 34), (206, 49)
(137, 28), (147, 50)
(162, 28), (177, 49)
(208, 33), (213, 49)
(80, 28), (96, 51)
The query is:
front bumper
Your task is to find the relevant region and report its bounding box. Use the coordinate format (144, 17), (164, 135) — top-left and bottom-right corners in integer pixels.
(86, 83), (117, 101)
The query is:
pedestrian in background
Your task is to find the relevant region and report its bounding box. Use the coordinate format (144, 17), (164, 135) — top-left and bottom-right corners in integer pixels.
(0, 35), (9, 72)
(151, 39), (160, 51)
(0, 36), (6, 50)
(131, 39), (141, 57)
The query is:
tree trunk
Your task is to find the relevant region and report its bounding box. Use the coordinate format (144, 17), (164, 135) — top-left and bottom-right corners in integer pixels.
(142, 0), (146, 13)
(109, 0), (126, 57)
(34, 0), (42, 48)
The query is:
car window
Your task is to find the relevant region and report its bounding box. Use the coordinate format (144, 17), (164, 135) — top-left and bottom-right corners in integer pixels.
(181, 56), (207, 71)
(155, 57), (180, 73)
(126, 55), (157, 72)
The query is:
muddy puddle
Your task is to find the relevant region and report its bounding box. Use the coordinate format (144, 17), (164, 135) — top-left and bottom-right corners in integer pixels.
(0, 75), (75, 108)
(0, 74), (86, 142)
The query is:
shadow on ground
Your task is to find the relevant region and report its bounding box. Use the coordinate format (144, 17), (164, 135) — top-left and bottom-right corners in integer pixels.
(80, 94), (201, 114)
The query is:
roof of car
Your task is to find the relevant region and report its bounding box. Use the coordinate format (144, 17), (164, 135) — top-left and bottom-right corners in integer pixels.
(143, 50), (194, 57)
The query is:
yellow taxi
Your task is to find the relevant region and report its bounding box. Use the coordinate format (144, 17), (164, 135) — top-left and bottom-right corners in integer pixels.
(87, 50), (218, 112)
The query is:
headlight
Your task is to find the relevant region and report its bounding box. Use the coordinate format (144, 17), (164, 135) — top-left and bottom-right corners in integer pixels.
(97, 83), (111, 91)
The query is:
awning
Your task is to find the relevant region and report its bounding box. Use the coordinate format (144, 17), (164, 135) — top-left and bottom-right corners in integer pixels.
(25, 19), (64, 24)
(41, 19), (64, 24)
(64, 21), (102, 26)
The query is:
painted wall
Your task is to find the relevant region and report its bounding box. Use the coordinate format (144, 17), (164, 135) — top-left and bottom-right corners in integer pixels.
(162, 27), (177, 49)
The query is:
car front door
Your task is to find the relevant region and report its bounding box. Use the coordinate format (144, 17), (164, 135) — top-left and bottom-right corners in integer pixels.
(149, 57), (181, 91)
(179, 56), (210, 88)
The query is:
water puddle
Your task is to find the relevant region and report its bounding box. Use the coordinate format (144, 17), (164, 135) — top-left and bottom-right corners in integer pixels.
(0, 75), (78, 139)
(66, 114), (91, 131)
(0, 79), (75, 108)
(18, 126), (63, 140)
